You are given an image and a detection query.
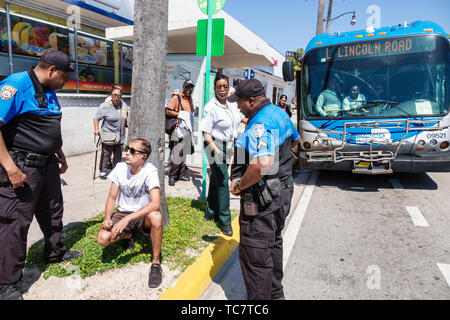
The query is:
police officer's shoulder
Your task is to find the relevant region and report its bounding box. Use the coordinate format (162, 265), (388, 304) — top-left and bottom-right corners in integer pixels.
(1, 71), (33, 93)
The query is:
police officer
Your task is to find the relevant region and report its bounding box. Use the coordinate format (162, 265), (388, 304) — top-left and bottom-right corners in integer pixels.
(0, 49), (83, 300)
(228, 79), (300, 300)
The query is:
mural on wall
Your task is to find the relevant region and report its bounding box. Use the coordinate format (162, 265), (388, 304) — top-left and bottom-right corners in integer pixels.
(69, 34), (108, 66)
(0, 15), (69, 56)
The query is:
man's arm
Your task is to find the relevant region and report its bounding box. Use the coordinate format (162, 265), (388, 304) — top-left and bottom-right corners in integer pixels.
(230, 155), (274, 195)
(0, 128), (27, 189)
(56, 148), (68, 174)
(102, 182), (120, 231)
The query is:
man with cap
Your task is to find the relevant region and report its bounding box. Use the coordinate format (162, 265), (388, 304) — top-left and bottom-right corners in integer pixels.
(0, 49), (83, 300)
(165, 79), (195, 186)
(228, 79), (301, 300)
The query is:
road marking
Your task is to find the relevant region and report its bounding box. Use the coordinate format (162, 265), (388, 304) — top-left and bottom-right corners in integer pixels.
(437, 263), (450, 288)
(389, 178), (404, 190)
(405, 206), (429, 227)
(283, 170), (319, 271)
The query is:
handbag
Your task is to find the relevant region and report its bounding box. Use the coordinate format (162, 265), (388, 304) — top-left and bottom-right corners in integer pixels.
(165, 94), (183, 135)
(101, 106), (124, 145)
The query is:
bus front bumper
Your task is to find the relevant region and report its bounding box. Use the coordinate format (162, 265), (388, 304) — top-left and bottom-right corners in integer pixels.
(300, 153), (450, 173)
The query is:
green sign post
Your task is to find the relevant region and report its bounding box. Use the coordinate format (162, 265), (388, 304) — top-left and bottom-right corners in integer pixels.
(196, 0), (225, 199)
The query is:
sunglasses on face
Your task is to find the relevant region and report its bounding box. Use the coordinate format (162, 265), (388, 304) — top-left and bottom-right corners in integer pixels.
(125, 145), (146, 155)
(215, 85), (229, 90)
(112, 94), (122, 98)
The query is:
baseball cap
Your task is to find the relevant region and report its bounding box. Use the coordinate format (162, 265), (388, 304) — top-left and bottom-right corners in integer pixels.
(227, 79), (265, 103)
(183, 79), (195, 88)
(41, 49), (79, 81)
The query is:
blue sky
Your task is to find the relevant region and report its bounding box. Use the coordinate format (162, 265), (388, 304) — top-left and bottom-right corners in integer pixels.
(222, 0), (450, 55)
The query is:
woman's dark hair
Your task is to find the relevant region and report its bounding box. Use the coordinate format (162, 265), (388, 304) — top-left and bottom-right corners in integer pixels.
(279, 94), (287, 101)
(214, 74), (229, 87)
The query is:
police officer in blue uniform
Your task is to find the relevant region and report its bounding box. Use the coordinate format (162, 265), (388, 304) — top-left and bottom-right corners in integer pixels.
(0, 50), (83, 300)
(228, 79), (300, 300)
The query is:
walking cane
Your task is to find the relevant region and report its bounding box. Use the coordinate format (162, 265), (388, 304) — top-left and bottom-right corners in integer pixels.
(93, 135), (101, 180)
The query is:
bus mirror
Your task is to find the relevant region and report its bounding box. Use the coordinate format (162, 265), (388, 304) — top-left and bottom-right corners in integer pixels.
(283, 60), (295, 82)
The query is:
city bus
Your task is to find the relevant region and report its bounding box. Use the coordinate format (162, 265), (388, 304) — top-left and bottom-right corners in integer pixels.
(283, 21), (449, 174)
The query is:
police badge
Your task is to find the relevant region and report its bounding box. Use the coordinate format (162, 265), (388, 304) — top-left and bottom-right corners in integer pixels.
(1, 85), (17, 100)
(252, 124), (265, 138)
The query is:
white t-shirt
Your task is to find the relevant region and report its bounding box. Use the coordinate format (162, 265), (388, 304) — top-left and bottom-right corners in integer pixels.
(199, 96), (244, 142)
(108, 162), (160, 212)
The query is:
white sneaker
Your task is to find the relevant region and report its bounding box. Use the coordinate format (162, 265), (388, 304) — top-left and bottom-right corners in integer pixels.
(99, 171), (107, 180)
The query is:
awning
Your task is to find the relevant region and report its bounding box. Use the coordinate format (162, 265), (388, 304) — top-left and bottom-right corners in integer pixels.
(105, 0), (282, 69)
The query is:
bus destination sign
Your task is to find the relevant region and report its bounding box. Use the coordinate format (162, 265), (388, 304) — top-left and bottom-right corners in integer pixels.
(322, 36), (436, 62)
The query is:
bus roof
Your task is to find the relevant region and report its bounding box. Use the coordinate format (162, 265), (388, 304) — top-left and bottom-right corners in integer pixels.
(305, 21), (449, 55)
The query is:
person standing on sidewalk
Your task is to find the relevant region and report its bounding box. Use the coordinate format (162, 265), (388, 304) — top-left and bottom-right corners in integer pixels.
(0, 49), (83, 300)
(228, 79), (300, 300)
(199, 74), (244, 237)
(166, 79), (195, 186)
(93, 85), (128, 179)
(97, 138), (163, 288)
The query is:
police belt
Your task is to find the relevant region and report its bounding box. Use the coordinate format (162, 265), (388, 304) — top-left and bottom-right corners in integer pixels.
(9, 149), (51, 168)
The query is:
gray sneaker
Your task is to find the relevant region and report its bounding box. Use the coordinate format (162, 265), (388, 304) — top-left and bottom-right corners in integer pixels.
(148, 263), (162, 288)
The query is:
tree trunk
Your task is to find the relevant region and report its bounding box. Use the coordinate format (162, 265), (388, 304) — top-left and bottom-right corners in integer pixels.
(130, 0), (170, 227)
(316, 0), (325, 35)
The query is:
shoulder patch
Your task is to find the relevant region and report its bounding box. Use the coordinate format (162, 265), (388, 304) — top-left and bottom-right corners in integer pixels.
(1, 85), (17, 100)
(202, 110), (208, 119)
(252, 123), (265, 138)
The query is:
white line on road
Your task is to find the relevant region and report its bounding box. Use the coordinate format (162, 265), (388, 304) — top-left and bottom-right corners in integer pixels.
(405, 206), (430, 227)
(389, 178), (404, 190)
(283, 170), (319, 271)
(437, 263), (450, 288)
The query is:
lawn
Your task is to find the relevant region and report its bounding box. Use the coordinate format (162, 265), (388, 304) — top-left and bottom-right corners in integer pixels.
(25, 197), (238, 279)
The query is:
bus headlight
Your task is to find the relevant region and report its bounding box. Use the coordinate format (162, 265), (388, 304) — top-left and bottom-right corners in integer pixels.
(440, 141), (449, 149)
(313, 140), (319, 146)
(430, 139), (438, 145)
(303, 142), (311, 149)
(322, 140), (329, 146)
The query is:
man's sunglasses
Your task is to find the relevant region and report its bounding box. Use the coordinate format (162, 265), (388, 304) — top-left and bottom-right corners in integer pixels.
(125, 146), (146, 155)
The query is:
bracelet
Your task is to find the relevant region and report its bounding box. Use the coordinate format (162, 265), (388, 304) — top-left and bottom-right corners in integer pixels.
(235, 179), (242, 192)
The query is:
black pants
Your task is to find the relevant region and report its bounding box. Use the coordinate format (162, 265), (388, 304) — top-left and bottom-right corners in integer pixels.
(99, 143), (122, 172)
(0, 155), (66, 284)
(169, 139), (188, 180)
(238, 185), (294, 300)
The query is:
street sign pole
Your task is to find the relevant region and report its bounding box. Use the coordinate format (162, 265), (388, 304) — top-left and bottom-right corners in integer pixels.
(201, 0), (213, 199)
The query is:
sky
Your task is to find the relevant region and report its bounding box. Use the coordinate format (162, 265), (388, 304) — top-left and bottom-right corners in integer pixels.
(222, 0), (450, 55)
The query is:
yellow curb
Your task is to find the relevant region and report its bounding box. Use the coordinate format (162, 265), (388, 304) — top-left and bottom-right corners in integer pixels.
(159, 214), (240, 300)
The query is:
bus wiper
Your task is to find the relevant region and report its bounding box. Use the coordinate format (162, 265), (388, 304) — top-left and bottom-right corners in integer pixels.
(352, 100), (399, 111)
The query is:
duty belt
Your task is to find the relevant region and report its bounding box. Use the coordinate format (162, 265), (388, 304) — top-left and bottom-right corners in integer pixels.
(9, 149), (51, 168)
(280, 176), (294, 189)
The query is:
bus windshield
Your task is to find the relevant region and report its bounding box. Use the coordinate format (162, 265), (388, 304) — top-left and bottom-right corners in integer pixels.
(301, 35), (449, 119)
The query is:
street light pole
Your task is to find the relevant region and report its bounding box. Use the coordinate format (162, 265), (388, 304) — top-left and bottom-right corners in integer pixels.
(324, 11), (356, 33)
(325, 0), (333, 33)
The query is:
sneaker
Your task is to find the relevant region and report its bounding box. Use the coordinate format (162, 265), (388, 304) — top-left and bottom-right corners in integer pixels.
(99, 171), (107, 180)
(120, 237), (135, 250)
(220, 225), (233, 237)
(168, 177), (176, 186)
(148, 263), (163, 288)
(0, 284), (23, 300)
(45, 251), (83, 264)
(178, 175), (190, 182)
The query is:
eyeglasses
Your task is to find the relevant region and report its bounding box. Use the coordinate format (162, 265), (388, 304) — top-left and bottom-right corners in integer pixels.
(125, 145), (146, 155)
(215, 85), (229, 90)
(112, 94), (122, 98)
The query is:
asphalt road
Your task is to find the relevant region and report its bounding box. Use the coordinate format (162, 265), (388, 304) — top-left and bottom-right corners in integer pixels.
(283, 170), (450, 299)
(202, 170), (450, 300)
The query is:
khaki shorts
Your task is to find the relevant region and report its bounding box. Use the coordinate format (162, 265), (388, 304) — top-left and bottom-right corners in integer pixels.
(111, 210), (151, 237)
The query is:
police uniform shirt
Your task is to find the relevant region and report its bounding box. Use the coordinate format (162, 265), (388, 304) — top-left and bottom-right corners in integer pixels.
(0, 71), (63, 154)
(199, 96), (244, 142)
(235, 100), (300, 179)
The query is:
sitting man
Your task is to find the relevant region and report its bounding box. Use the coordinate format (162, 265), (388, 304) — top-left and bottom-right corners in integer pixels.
(97, 138), (163, 288)
(342, 85), (366, 111)
(315, 74), (344, 117)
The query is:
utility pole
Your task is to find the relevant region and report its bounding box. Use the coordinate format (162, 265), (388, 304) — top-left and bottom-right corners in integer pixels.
(316, 0), (326, 35)
(130, 0), (170, 227)
(325, 0), (333, 33)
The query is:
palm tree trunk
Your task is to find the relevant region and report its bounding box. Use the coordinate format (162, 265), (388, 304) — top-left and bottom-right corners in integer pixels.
(130, 0), (170, 227)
